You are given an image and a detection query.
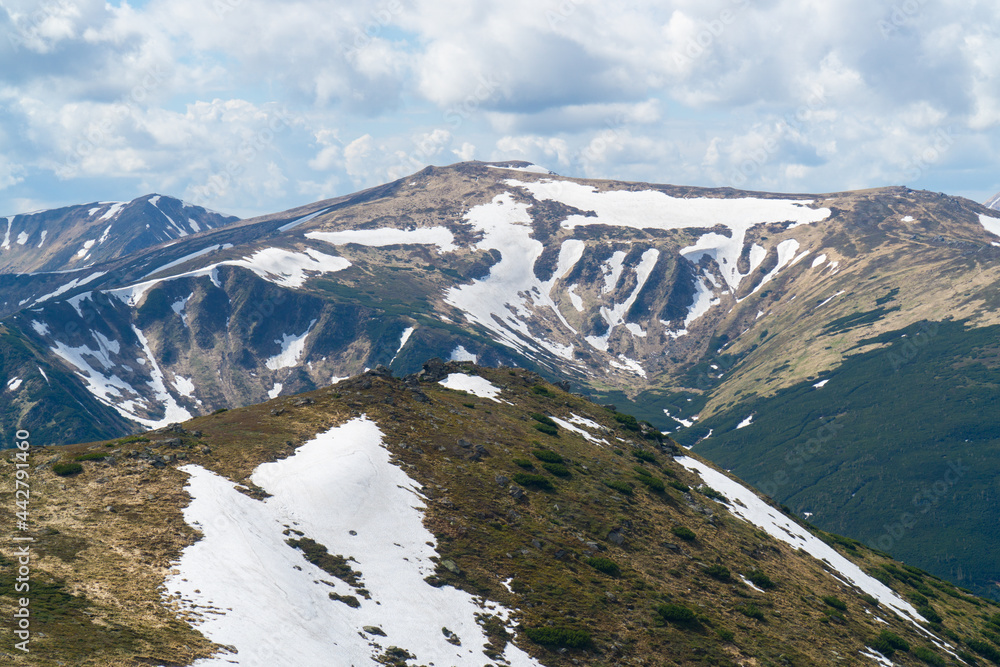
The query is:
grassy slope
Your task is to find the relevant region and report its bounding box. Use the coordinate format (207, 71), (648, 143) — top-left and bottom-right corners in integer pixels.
(681, 319), (1000, 602)
(1, 364), (999, 665)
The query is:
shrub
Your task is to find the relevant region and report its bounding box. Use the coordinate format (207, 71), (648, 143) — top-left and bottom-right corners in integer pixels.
(671, 526), (696, 541)
(74, 452), (107, 462)
(745, 570), (775, 589)
(604, 480), (634, 495)
(716, 628), (735, 642)
(532, 449), (563, 463)
(52, 462), (83, 476)
(917, 605), (942, 624)
(586, 557), (621, 577)
(737, 603), (765, 621)
(542, 462), (571, 477)
(668, 480), (690, 492)
(530, 384), (556, 398)
(968, 639), (1000, 662)
(636, 475), (665, 492)
(634, 450), (656, 463)
(705, 564), (731, 581)
(533, 423), (559, 437)
(512, 473), (554, 490)
(862, 593), (880, 607)
(657, 603), (697, 624)
(523, 626), (591, 648)
(530, 413), (558, 427)
(874, 630), (909, 655)
(908, 591), (929, 607)
(822, 596), (847, 611)
(512, 458), (534, 469)
(699, 486), (726, 501)
(613, 413), (640, 431)
(912, 646), (946, 666)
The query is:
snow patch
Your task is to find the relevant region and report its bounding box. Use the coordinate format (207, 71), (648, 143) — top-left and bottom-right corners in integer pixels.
(6, 377), (22, 391)
(31, 320), (49, 336)
(169, 417), (542, 667)
(978, 213), (1000, 238)
(278, 207), (330, 233)
(175, 375), (196, 398)
(265, 320), (317, 371)
(448, 345), (478, 363)
(439, 373), (505, 403)
(99, 202), (126, 221)
(267, 383), (283, 399)
(811, 253), (828, 268)
(814, 379), (830, 389)
(16, 231), (29, 245)
(736, 414), (754, 429)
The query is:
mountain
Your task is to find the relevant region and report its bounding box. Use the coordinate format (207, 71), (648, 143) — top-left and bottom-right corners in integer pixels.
(986, 191), (1000, 211)
(3, 161), (1000, 600)
(3, 363), (999, 666)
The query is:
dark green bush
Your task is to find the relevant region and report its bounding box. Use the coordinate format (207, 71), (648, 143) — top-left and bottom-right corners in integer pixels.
(861, 593), (880, 607)
(633, 450), (656, 463)
(875, 629), (909, 654)
(512, 473), (554, 490)
(745, 570), (775, 589)
(530, 413), (558, 427)
(586, 557), (621, 577)
(912, 646), (945, 666)
(613, 413), (640, 431)
(52, 462), (83, 476)
(699, 486), (726, 501)
(635, 475), (665, 492)
(533, 423), (559, 436)
(705, 564), (731, 581)
(530, 384), (556, 398)
(532, 449), (563, 463)
(604, 480), (633, 495)
(523, 626), (591, 648)
(668, 480), (690, 492)
(542, 462), (571, 477)
(512, 458), (534, 469)
(657, 603), (696, 624)
(737, 603), (764, 620)
(822, 596), (847, 611)
(917, 605), (942, 624)
(716, 628), (735, 642)
(671, 525), (696, 541)
(908, 591), (929, 607)
(74, 452), (107, 462)
(968, 639), (1000, 661)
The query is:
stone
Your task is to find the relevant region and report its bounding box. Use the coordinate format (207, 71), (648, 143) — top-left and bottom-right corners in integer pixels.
(441, 559), (461, 574)
(363, 625), (386, 636)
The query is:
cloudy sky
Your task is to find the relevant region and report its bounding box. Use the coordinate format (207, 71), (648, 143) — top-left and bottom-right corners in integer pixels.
(1, 0), (998, 218)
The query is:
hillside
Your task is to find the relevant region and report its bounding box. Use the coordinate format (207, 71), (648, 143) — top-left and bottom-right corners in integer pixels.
(2, 363), (1000, 666)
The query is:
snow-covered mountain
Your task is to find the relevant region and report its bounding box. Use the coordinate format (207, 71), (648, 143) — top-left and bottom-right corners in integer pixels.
(986, 190), (1000, 210)
(5, 161), (1000, 600)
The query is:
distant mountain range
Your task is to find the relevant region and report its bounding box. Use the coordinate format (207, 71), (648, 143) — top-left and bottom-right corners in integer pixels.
(3, 162), (1000, 602)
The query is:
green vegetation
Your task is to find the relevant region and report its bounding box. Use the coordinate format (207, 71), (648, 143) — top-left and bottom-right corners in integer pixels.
(531, 449), (563, 463)
(604, 479), (633, 495)
(822, 596), (847, 611)
(585, 557), (621, 577)
(656, 603), (697, 624)
(522, 626), (591, 648)
(746, 570), (775, 589)
(52, 462), (83, 476)
(541, 462), (571, 477)
(705, 564), (731, 581)
(74, 452), (108, 462)
(671, 525), (696, 541)
(737, 603), (765, 621)
(512, 473), (554, 490)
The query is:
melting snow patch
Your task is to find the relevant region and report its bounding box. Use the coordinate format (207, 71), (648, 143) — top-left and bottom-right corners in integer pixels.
(175, 376), (196, 398)
(609, 355), (646, 377)
(814, 379), (830, 389)
(74, 239), (96, 258)
(448, 345), (478, 363)
(736, 414), (754, 429)
(439, 373), (505, 403)
(676, 456), (932, 631)
(267, 382), (283, 399)
(16, 231), (29, 245)
(902, 215), (914, 222)
(144, 246), (222, 278)
(663, 409), (694, 428)
(979, 213), (1000, 238)
(487, 163), (553, 174)
(391, 326), (415, 363)
(816, 290), (845, 308)
(860, 647), (894, 666)
(307, 227), (458, 253)
(99, 202), (126, 221)
(277, 207), (330, 233)
(811, 253), (828, 268)
(739, 574), (765, 593)
(37, 230), (47, 247)
(168, 417), (542, 667)
(31, 320), (49, 336)
(6, 377), (22, 392)
(266, 320), (317, 370)
(1, 218), (10, 249)
(34, 271), (106, 305)
(549, 416), (609, 446)
(567, 284), (584, 311)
